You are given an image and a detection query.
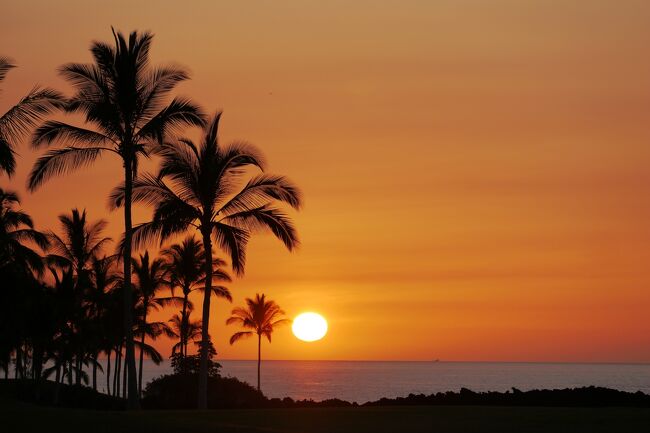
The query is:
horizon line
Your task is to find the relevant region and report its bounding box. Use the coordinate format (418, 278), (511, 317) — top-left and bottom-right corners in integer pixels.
(210, 359), (650, 365)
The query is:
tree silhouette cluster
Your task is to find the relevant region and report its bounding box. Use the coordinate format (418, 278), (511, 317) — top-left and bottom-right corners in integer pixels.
(0, 28), (300, 409)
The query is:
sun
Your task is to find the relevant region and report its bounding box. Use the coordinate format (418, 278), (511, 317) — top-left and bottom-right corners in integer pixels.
(292, 312), (328, 342)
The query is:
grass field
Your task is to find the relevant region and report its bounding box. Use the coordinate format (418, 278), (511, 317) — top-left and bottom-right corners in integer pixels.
(3, 397), (650, 433)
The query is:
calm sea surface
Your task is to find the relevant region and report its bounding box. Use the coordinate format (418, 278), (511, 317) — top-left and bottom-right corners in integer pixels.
(102, 360), (650, 403)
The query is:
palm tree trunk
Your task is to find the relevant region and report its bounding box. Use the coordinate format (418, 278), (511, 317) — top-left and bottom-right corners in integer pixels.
(138, 312), (146, 396)
(114, 346), (121, 397)
(181, 293), (189, 363)
(122, 351), (128, 399)
(92, 354), (97, 391)
(106, 350), (111, 396)
(54, 368), (61, 406)
(122, 158), (139, 408)
(75, 356), (82, 386)
(15, 347), (21, 379)
(257, 333), (261, 391)
(197, 227), (213, 409)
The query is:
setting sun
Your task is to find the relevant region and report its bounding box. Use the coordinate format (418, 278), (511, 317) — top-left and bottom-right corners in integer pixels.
(292, 313), (328, 342)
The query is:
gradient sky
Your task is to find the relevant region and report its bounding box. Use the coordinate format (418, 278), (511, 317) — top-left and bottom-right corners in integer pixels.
(2, 0), (650, 362)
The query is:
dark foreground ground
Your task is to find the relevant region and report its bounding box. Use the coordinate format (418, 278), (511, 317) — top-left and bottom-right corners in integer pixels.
(3, 397), (650, 433)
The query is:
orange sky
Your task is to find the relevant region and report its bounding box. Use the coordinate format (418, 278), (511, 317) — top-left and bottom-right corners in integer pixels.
(2, 0), (650, 362)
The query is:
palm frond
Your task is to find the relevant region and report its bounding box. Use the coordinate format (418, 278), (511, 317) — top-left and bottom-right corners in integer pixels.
(136, 97), (205, 144)
(223, 205), (299, 252)
(0, 87), (64, 143)
(229, 331), (253, 345)
(0, 57), (15, 82)
(28, 147), (108, 191)
(212, 223), (249, 276)
(219, 174), (303, 216)
(32, 121), (113, 148)
(0, 136), (16, 175)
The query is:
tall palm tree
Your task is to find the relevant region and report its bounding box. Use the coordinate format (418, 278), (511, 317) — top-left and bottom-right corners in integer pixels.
(162, 236), (232, 361)
(0, 57), (62, 177)
(132, 251), (178, 394)
(109, 112), (302, 408)
(27, 29), (205, 407)
(226, 293), (289, 391)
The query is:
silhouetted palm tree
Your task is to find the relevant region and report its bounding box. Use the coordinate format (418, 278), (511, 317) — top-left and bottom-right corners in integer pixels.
(168, 313), (202, 358)
(0, 191), (48, 380)
(46, 208), (111, 385)
(0, 188), (48, 274)
(109, 112), (302, 408)
(46, 209), (111, 278)
(162, 236), (232, 361)
(87, 255), (119, 391)
(226, 293), (289, 391)
(27, 29), (205, 407)
(0, 57), (61, 176)
(132, 251), (178, 394)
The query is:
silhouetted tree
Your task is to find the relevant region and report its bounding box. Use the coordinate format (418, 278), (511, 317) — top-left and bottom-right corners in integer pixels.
(45, 209), (111, 386)
(0, 57), (61, 176)
(132, 251), (178, 394)
(162, 237), (232, 361)
(0, 188), (48, 274)
(87, 255), (119, 391)
(0, 189), (48, 380)
(168, 313), (203, 359)
(227, 293), (288, 391)
(27, 29), (205, 408)
(109, 112), (302, 408)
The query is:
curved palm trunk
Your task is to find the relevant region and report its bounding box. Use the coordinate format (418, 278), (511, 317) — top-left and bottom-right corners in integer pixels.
(257, 334), (261, 391)
(197, 228), (213, 409)
(123, 159), (139, 408)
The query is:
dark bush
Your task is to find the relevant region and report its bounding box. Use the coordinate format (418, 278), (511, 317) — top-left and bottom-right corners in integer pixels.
(0, 379), (124, 410)
(142, 373), (266, 409)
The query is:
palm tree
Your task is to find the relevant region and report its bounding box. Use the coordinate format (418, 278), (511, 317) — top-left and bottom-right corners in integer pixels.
(162, 236), (232, 361)
(87, 255), (119, 391)
(168, 313), (203, 358)
(109, 112), (302, 408)
(133, 319), (172, 393)
(0, 188), (48, 275)
(27, 29), (205, 407)
(0, 57), (62, 177)
(46, 208), (111, 385)
(46, 209), (111, 278)
(132, 251), (179, 394)
(226, 293), (289, 391)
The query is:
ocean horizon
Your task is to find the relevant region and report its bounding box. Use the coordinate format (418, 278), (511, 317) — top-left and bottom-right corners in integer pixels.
(82, 360), (650, 403)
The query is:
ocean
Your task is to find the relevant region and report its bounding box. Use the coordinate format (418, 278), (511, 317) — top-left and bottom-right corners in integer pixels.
(97, 360), (650, 403)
